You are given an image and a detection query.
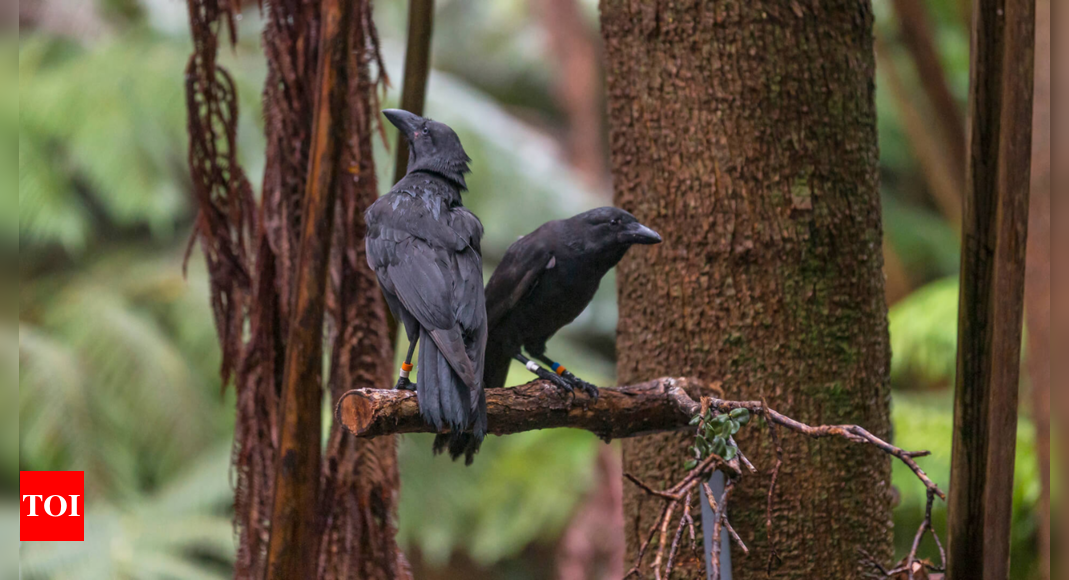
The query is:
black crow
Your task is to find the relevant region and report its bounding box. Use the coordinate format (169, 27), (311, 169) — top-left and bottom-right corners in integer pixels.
(365, 109), (487, 463)
(483, 207), (661, 398)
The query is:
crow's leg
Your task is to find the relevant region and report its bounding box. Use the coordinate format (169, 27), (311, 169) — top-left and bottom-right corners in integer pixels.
(529, 352), (600, 400)
(395, 335), (418, 391)
(513, 353), (574, 395)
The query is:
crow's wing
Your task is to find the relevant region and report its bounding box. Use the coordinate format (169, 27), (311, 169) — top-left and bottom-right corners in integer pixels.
(366, 194), (485, 391)
(485, 229), (555, 330)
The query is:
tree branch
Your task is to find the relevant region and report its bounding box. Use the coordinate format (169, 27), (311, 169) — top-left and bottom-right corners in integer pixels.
(335, 377), (948, 579)
(336, 377), (706, 440)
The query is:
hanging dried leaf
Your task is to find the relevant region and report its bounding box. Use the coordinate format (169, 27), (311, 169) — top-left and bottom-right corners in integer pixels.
(183, 0), (256, 388)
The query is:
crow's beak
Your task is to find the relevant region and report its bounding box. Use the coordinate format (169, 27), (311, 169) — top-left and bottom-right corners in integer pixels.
(624, 222), (662, 245)
(383, 109), (422, 139)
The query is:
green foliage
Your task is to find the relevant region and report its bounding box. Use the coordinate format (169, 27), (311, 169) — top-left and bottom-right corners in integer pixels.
(0, 36), (18, 249)
(17, 31), (264, 253)
(19, 252), (230, 498)
(889, 276), (960, 390)
(684, 407), (749, 469)
(19, 33), (189, 250)
(19, 443), (235, 580)
(397, 430), (599, 565)
(882, 195), (961, 281)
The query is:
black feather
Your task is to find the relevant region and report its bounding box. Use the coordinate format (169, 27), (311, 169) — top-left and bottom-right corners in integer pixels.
(366, 110), (487, 462)
(483, 207), (660, 390)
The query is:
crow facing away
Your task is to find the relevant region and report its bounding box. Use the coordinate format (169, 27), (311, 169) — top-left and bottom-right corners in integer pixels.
(483, 207), (662, 398)
(365, 109), (488, 464)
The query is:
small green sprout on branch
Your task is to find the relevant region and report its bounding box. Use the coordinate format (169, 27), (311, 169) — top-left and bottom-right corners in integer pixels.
(685, 407), (750, 468)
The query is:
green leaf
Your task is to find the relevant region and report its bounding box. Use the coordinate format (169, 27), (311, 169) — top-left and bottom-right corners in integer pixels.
(712, 438), (728, 458)
(729, 408), (750, 423)
(683, 459), (698, 471)
(689, 414), (702, 425)
(723, 446), (737, 461)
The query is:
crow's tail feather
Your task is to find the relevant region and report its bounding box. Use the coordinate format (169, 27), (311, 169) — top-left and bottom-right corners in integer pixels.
(432, 388), (486, 464)
(419, 328), (486, 464)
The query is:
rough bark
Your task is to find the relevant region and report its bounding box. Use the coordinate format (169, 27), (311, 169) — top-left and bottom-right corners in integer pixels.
(599, 1), (893, 577)
(265, 1), (352, 574)
(1024, 0), (1050, 575)
(337, 378), (708, 439)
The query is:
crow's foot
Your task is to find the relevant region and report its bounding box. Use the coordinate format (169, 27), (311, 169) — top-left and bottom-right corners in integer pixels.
(394, 376), (416, 391)
(534, 367), (575, 396)
(561, 372), (600, 400)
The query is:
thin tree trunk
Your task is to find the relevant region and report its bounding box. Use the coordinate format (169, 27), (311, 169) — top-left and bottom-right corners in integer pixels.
(264, 0), (353, 575)
(946, 0), (1035, 575)
(1024, 0), (1049, 576)
(599, 1), (893, 577)
(317, 0), (408, 577)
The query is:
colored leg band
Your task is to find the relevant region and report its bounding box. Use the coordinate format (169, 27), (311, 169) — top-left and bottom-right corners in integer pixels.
(400, 362), (413, 378)
(525, 360), (540, 373)
(551, 362), (566, 375)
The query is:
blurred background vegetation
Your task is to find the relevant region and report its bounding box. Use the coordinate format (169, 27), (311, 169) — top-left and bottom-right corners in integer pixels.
(12, 0), (1049, 578)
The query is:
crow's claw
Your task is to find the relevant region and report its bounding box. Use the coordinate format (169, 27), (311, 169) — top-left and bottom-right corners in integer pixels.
(536, 367), (574, 394)
(394, 376), (416, 391)
(562, 372), (600, 400)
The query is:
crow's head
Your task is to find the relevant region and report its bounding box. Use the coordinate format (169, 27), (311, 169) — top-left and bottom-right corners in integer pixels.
(384, 109), (472, 189)
(570, 207), (662, 256)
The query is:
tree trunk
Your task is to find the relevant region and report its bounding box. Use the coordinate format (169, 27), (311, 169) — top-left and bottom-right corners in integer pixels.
(229, 0), (406, 577)
(599, 1), (893, 578)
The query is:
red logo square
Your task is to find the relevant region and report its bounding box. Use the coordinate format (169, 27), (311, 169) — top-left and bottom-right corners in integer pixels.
(20, 471), (85, 541)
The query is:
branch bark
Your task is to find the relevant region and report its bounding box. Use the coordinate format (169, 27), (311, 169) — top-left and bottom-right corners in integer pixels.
(337, 377), (707, 440)
(337, 378), (942, 502)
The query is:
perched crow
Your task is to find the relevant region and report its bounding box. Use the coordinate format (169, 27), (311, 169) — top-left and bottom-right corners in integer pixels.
(365, 109), (487, 464)
(484, 207), (661, 398)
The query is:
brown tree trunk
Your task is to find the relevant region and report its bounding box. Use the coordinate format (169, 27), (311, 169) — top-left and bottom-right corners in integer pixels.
(226, 0), (405, 577)
(316, 1), (409, 578)
(599, 1), (893, 578)
(945, 0), (1034, 575)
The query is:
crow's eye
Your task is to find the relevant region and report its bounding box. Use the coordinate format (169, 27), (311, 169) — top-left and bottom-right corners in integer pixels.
(421, 126), (430, 135)
(610, 218), (621, 226)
